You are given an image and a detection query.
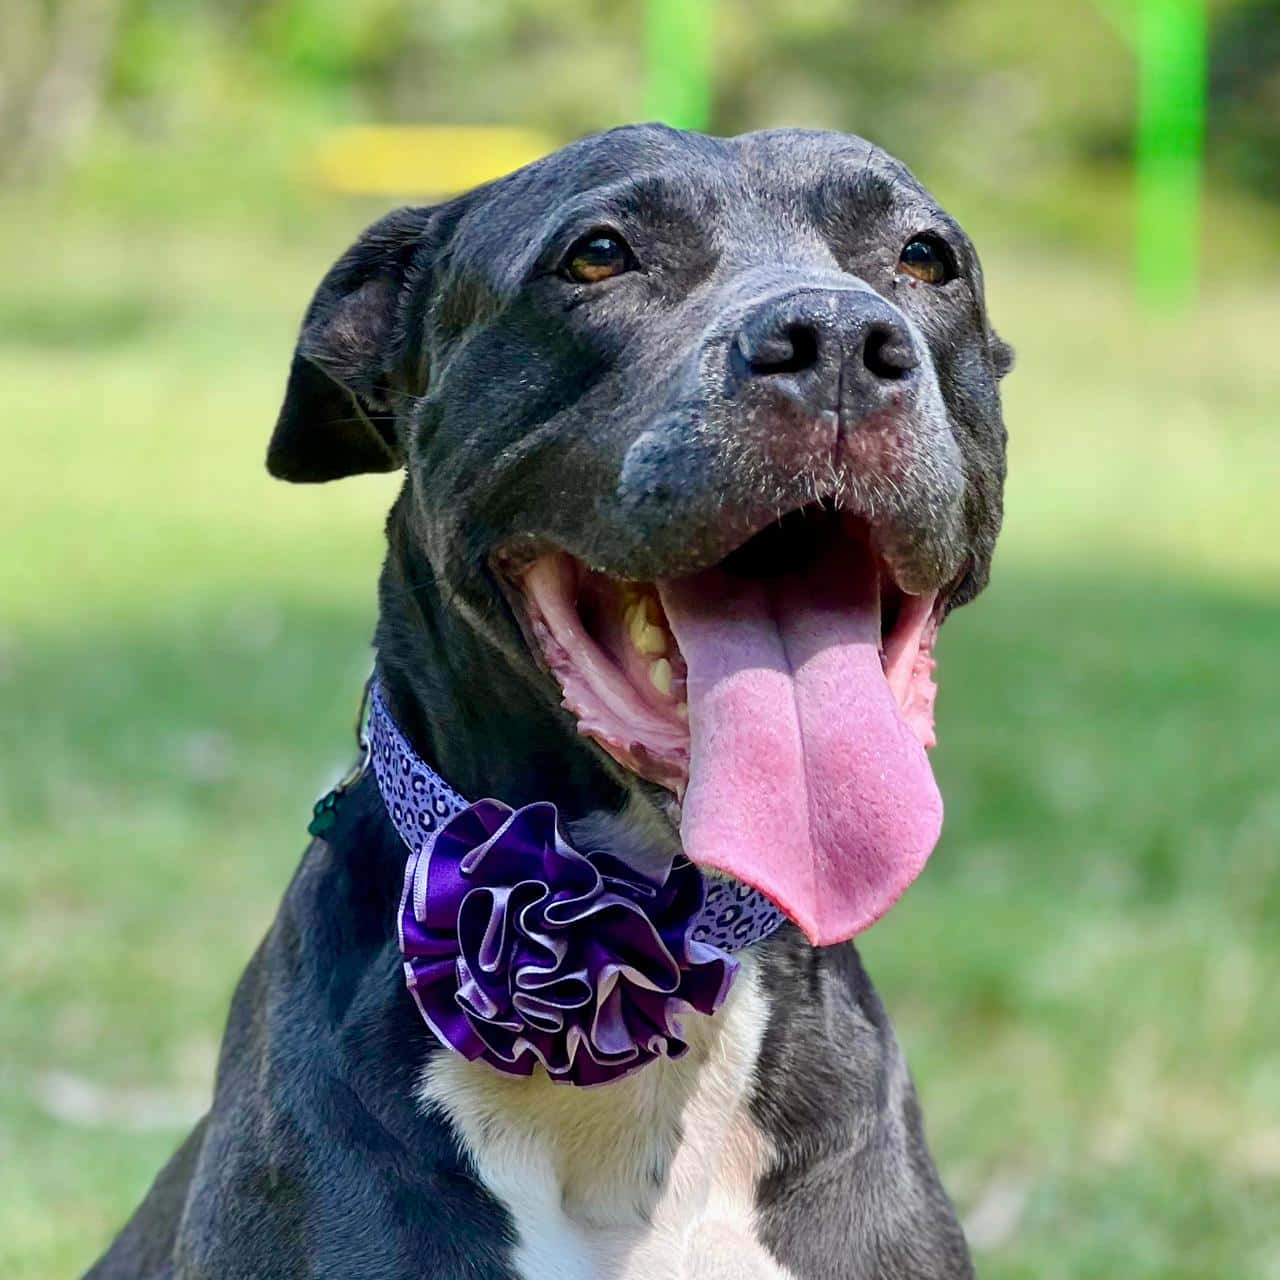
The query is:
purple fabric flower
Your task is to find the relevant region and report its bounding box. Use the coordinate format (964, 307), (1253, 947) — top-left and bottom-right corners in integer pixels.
(397, 798), (736, 1086)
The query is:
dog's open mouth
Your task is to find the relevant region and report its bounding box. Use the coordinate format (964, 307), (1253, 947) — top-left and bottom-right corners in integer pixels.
(510, 504), (946, 945)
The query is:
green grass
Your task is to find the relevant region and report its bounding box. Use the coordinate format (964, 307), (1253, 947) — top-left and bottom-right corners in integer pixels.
(3, 194), (1278, 1280)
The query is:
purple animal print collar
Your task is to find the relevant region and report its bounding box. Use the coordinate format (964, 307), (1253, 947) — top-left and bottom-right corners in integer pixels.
(362, 680), (786, 1086)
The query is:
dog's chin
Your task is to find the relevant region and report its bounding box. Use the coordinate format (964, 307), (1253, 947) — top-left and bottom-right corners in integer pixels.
(502, 503), (944, 794)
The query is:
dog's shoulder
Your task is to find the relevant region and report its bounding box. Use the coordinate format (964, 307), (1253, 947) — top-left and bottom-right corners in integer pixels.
(751, 937), (974, 1279)
(89, 776), (521, 1280)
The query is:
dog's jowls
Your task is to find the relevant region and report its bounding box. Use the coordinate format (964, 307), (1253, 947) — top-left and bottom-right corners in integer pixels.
(89, 125), (1010, 1280)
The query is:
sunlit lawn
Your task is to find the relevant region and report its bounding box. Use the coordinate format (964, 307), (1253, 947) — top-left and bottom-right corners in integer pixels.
(3, 194), (1278, 1279)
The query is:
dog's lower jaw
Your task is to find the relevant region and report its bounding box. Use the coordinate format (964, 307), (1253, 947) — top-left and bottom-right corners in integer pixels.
(374, 513), (631, 820)
(417, 952), (797, 1280)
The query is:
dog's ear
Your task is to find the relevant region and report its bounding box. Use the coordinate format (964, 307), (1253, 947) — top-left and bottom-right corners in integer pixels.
(267, 206), (433, 483)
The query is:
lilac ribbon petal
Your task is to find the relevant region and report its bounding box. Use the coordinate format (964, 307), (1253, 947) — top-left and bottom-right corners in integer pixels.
(398, 796), (737, 1086)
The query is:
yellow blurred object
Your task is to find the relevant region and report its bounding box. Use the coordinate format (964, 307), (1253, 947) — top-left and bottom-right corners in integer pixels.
(310, 126), (560, 196)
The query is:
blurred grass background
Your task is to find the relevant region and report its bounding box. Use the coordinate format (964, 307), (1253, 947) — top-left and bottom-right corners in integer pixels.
(2, 2), (1279, 1277)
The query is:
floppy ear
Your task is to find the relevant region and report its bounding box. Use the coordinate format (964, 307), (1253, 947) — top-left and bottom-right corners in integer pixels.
(267, 206), (434, 483)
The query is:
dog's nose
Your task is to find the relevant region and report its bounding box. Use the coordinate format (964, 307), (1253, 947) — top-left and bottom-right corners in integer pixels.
(734, 290), (919, 415)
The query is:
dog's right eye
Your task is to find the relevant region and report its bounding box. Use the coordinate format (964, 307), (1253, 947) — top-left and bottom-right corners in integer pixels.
(562, 232), (634, 284)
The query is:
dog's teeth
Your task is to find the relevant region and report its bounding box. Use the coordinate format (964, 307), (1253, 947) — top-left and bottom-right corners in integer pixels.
(636, 624), (667, 655)
(649, 658), (673, 696)
(628, 599), (667, 655)
(675, 702), (689, 721)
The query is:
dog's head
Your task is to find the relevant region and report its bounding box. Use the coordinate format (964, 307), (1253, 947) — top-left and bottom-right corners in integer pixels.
(269, 125), (1011, 945)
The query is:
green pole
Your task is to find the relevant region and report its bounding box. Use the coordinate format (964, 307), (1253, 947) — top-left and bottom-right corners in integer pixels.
(645, 0), (712, 130)
(1134, 0), (1207, 310)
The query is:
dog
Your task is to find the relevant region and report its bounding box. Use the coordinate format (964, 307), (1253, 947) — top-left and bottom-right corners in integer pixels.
(87, 124), (1011, 1280)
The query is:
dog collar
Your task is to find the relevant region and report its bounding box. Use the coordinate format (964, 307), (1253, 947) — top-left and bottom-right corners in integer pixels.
(351, 680), (785, 1086)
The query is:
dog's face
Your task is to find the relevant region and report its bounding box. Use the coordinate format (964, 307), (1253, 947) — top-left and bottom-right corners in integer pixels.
(270, 125), (1010, 944)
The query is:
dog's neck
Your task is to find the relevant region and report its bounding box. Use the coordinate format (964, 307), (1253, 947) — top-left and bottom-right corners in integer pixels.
(372, 496), (631, 828)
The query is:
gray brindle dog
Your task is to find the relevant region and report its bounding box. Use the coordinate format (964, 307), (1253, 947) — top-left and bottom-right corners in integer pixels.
(89, 125), (1011, 1280)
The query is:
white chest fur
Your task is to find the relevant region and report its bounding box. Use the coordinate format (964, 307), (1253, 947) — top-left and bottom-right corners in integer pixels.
(418, 956), (797, 1280)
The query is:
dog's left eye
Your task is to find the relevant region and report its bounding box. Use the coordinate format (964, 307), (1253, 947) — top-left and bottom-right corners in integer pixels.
(898, 237), (954, 285)
(563, 232), (634, 284)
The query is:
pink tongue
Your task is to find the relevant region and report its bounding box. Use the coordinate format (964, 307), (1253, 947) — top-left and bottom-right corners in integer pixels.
(658, 536), (942, 947)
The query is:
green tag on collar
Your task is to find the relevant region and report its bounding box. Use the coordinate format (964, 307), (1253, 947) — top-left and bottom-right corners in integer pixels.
(308, 788), (341, 837)
(307, 675), (375, 840)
